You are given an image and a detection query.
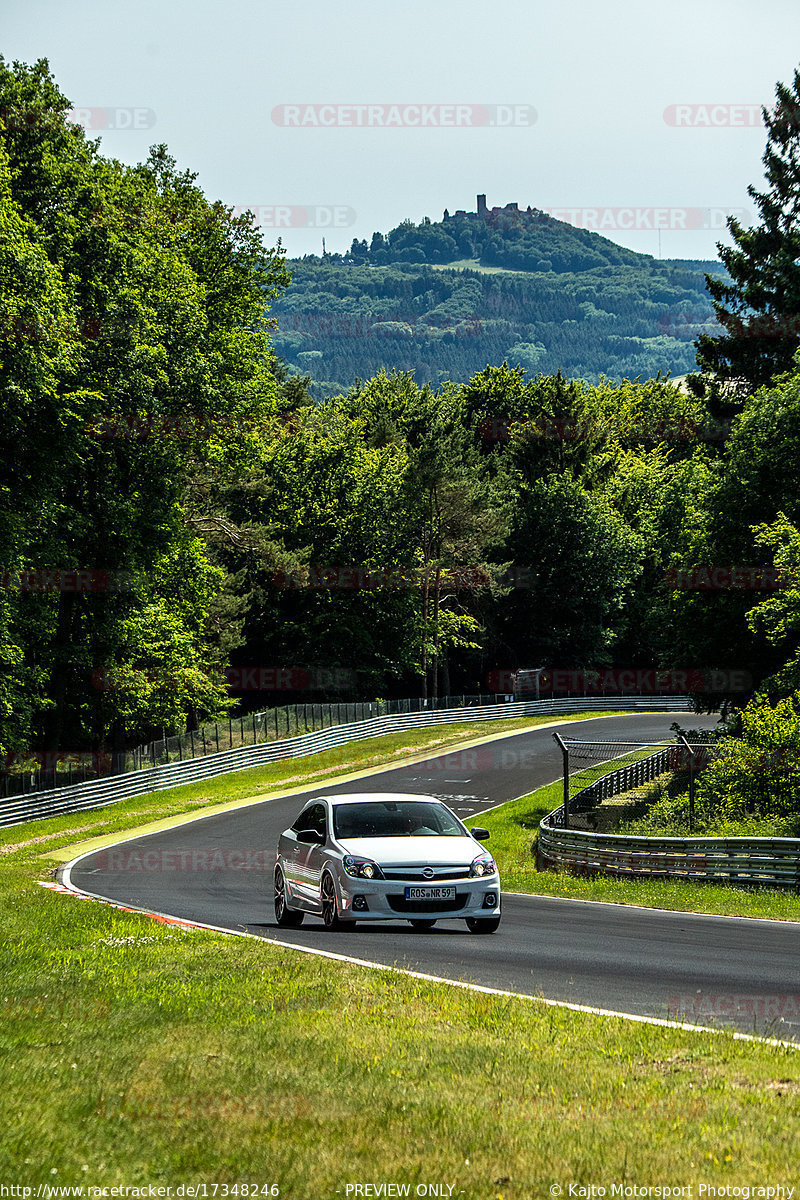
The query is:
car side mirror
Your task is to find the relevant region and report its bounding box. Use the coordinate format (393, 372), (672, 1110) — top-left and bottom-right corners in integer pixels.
(470, 827), (490, 841)
(296, 828), (325, 845)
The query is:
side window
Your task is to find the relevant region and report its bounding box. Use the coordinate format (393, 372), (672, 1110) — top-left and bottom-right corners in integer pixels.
(291, 805), (315, 833)
(308, 803), (327, 839)
(291, 802), (327, 838)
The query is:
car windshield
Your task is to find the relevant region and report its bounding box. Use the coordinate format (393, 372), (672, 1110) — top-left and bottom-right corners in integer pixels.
(333, 800), (464, 840)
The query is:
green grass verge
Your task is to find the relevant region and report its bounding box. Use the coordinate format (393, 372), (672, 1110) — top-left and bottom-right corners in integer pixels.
(3, 842), (800, 1192)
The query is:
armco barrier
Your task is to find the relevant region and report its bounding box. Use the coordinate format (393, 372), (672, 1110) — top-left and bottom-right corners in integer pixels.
(538, 746), (800, 888)
(0, 695), (688, 828)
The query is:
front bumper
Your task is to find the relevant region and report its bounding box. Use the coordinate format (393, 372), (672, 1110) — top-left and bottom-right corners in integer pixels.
(336, 874), (501, 921)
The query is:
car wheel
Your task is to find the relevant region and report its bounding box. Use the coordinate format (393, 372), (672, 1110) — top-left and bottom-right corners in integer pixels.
(321, 872), (344, 930)
(409, 919), (436, 931)
(466, 916), (501, 934)
(274, 866), (304, 927)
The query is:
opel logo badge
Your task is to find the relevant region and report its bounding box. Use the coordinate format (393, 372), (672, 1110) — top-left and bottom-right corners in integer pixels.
(422, 867), (435, 879)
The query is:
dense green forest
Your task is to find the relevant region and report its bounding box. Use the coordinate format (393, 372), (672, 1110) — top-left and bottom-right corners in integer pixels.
(271, 213), (724, 395)
(4, 56), (800, 782)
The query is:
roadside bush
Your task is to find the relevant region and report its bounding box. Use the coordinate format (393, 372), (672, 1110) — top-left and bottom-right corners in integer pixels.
(619, 696), (800, 837)
(625, 788), (799, 837)
(695, 692), (800, 821)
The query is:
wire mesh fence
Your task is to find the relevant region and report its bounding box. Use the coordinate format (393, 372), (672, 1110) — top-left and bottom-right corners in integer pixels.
(548, 736), (720, 831)
(538, 735), (800, 887)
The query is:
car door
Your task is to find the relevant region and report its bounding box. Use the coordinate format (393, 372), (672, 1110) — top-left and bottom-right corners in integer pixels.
(291, 801), (328, 904)
(282, 802), (317, 893)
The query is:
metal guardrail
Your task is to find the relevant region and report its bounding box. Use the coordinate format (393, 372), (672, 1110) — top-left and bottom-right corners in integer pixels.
(4, 695), (491, 798)
(0, 695), (688, 829)
(538, 745), (800, 888)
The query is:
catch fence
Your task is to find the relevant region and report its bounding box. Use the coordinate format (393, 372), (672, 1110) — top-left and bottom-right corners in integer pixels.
(538, 736), (800, 887)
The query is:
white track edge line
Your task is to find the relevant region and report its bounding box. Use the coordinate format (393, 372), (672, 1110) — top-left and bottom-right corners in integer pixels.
(500, 889), (800, 927)
(56, 862), (798, 1050)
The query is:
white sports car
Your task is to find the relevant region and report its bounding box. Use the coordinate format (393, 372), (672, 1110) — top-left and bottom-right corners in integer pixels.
(274, 792), (501, 933)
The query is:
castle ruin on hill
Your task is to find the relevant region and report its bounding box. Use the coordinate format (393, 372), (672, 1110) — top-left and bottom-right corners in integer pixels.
(443, 194), (548, 227)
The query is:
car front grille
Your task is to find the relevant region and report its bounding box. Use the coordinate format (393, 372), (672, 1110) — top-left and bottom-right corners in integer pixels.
(380, 866), (471, 881)
(387, 892), (469, 914)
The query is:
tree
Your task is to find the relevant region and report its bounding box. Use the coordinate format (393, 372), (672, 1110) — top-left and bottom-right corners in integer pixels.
(498, 475), (641, 669)
(237, 395), (421, 697)
(694, 69), (800, 405)
(0, 58), (290, 758)
(91, 538), (234, 746)
(665, 362), (800, 706)
(693, 692), (800, 824)
(745, 514), (800, 698)
(0, 127), (86, 757)
(336, 371), (509, 698)
(600, 445), (712, 667)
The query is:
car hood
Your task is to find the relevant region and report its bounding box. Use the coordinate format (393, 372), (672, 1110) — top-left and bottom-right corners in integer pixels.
(337, 835), (484, 866)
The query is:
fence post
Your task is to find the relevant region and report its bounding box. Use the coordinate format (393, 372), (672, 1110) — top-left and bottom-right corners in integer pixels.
(553, 732), (570, 829)
(679, 736), (697, 833)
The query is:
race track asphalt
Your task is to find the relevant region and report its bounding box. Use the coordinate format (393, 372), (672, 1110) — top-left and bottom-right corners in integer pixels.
(64, 713), (800, 1042)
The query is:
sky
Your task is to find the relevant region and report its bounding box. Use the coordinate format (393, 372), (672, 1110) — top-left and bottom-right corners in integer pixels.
(4, 0), (800, 263)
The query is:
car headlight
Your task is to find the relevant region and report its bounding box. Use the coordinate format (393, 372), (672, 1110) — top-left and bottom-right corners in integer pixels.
(469, 853), (497, 878)
(342, 855), (384, 880)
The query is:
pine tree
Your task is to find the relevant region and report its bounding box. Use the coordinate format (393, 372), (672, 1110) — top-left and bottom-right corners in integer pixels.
(694, 69), (800, 406)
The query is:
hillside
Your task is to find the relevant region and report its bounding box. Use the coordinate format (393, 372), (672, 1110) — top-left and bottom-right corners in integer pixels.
(270, 206), (725, 396)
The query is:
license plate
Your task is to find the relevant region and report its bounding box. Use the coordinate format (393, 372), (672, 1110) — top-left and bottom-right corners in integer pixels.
(405, 886), (455, 901)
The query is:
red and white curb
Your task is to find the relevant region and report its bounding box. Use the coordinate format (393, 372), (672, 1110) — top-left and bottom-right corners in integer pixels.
(38, 879), (209, 931)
